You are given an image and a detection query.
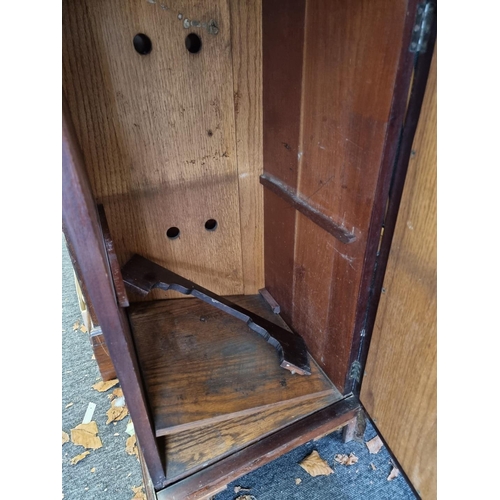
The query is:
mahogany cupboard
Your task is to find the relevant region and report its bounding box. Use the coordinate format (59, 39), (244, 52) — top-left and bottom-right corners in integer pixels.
(62, 1), (436, 498)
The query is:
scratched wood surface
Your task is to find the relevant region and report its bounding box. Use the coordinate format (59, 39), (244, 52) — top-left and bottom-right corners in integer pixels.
(263, 0), (411, 391)
(128, 294), (337, 436)
(63, 0), (264, 299)
(162, 392), (340, 483)
(361, 49), (437, 499)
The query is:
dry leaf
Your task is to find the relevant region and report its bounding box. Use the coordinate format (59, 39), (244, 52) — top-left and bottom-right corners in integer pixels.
(131, 485), (146, 500)
(62, 431), (69, 445)
(80, 324), (88, 333)
(71, 421), (102, 449)
(295, 478), (302, 485)
(387, 466), (399, 481)
(70, 451), (90, 465)
(366, 435), (384, 454)
(370, 463), (377, 470)
(107, 405), (128, 424)
(126, 435), (138, 457)
(90, 467), (95, 473)
(334, 453), (359, 466)
(299, 450), (334, 477)
(113, 388), (124, 399)
(73, 322), (79, 331)
(92, 379), (119, 392)
(234, 486), (251, 493)
(65, 402), (74, 409)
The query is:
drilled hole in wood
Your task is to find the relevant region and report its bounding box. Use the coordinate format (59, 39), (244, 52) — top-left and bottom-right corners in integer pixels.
(133, 33), (152, 55)
(166, 227), (180, 239)
(204, 219), (218, 231)
(185, 33), (202, 53)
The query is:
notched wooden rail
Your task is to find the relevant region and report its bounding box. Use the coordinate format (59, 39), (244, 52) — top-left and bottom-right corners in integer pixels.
(260, 173), (356, 244)
(121, 254), (311, 376)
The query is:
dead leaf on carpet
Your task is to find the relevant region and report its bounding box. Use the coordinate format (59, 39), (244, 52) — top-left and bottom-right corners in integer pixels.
(295, 478), (302, 485)
(70, 451), (90, 465)
(71, 421), (102, 449)
(90, 467), (95, 473)
(73, 322), (79, 331)
(387, 466), (400, 481)
(366, 435), (384, 454)
(299, 450), (334, 477)
(234, 486), (251, 493)
(62, 431), (69, 445)
(334, 453), (358, 466)
(370, 463), (377, 470)
(131, 485), (146, 500)
(113, 388), (124, 399)
(107, 404), (129, 424)
(65, 402), (74, 409)
(80, 324), (88, 333)
(126, 435), (138, 457)
(92, 379), (119, 392)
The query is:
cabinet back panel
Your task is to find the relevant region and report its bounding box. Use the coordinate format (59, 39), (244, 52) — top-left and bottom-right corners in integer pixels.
(63, 0), (263, 298)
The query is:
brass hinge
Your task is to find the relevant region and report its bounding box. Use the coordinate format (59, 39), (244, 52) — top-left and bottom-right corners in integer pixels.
(410, 2), (435, 54)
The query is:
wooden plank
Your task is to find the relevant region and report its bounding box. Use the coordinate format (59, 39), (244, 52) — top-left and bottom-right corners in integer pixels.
(229, 0), (264, 295)
(90, 329), (117, 382)
(263, 0), (416, 392)
(262, 0), (306, 324)
(361, 49), (437, 499)
(128, 295), (337, 436)
(62, 0), (246, 299)
(163, 393), (341, 484)
(157, 395), (360, 499)
(62, 99), (165, 488)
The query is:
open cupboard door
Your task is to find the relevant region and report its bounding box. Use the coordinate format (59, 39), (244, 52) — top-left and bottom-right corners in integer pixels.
(63, 0), (436, 498)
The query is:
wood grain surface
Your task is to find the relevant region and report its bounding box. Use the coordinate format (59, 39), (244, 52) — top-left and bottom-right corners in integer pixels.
(128, 294), (338, 436)
(263, 0), (413, 392)
(63, 0), (264, 299)
(162, 393), (341, 483)
(361, 49), (437, 499)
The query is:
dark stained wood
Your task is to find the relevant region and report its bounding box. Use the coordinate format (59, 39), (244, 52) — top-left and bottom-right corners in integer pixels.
(62, 97), (165, 488)
(128, 295), (338, 436)
(262, 0), (306, 325)
(163, 393), (341, 484)
(361, 47), (437, 499)
(97, 204), (129, 307)
(260, 174), (356, 244)
(157, 395), (360, 499)
(90, 328), (117, 382)
(262, 0), (419, 393)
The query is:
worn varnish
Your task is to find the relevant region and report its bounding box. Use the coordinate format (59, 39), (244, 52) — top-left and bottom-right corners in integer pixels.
(62, 0), (264, 299)
(263, 0), (415, 392)
(162, 393), (341, 483)
(128, 295), (337, 436)
(361, 49), (437, 499)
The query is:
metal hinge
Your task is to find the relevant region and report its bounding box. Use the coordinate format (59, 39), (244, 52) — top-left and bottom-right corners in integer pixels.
(349, 360), (362, 382)
(410, 2), (435, 53)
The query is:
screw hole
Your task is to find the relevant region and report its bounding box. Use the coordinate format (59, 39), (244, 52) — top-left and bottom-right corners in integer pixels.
(185, 33), (202, 53)
(204, 219), (218, 231)
(133, 33), (152, 55)
(166, 227), (180, 239)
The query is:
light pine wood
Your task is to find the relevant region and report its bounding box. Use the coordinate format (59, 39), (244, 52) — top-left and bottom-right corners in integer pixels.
(229, 0), (264, 294)
(361, 48), (437, 499)
(128, 295), (338, 436)
(63, 0), (263, 299)
(163, 393), (341, 483)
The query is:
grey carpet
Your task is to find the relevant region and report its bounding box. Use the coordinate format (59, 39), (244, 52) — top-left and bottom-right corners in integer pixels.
(62, 235), (417, 499)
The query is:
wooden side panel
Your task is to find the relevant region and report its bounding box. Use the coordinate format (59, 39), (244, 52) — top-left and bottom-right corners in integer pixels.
(263, 0), (413, 391)
(361, 51), (437, 499)
(63, 0), (262, 298)
(230, 0), (264, 294)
